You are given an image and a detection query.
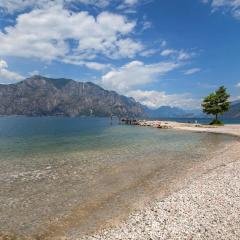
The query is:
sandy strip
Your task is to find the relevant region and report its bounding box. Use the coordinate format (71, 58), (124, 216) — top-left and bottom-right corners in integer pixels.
(176, 124), (240, 137)
(81, 124), (240, 240)
(137, 121), (240, 137)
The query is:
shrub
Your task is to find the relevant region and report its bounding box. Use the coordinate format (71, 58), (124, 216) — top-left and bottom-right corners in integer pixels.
(209, 119), (224, 125)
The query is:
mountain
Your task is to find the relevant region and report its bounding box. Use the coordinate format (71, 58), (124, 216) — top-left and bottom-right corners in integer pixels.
(0, 76), (145, 117)
(223, 101), (240, 119)
(1, 75), (238, 119)
(146, 101), (240, 119)
(146, 106), (203, 119)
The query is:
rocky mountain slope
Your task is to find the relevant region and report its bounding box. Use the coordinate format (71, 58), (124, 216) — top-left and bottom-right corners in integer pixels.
(223, 100), (240, 119)
(146, 106), (204, 118)
(146, 102), (240, 119)
(0, 76), (145, 117)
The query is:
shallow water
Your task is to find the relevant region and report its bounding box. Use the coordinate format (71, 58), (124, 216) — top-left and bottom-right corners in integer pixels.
(0, 117), (236, 238)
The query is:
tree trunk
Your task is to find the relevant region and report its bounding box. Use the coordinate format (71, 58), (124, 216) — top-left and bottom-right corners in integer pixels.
(215, 114), (218, 121)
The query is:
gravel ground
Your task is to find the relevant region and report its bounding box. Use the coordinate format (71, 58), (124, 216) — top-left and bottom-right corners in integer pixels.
(82, 140), (240, 240)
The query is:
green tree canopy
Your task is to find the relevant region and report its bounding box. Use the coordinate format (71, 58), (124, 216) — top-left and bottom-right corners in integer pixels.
(202, 86), (230, 123)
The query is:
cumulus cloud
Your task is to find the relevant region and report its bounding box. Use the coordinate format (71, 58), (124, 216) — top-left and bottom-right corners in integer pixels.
(0, 60), (24, 83)
(0, 0), (48, 13)
(113, 38), (144, 58)
(100, 60), (200, 109)
(0, 0), (148, 13)
(0, 5), (143, 70)
(127, 90), (200, 109)
(202, 0), (240, 19)
(236, 82), (240, 88)
(0, 0), (111, 13)
(184, 68), (201, 75)
(101, 60), (179, 92)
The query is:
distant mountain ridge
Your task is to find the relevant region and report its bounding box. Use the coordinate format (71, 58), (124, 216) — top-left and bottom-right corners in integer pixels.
(0, 75), (239, 119)
(146, 102), (240, 119)
(146, 106), (203, 119)
(0, 76), (145, 117)
(223, 100), (240, 119)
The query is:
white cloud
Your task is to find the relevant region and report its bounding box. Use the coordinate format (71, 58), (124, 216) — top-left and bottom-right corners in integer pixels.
(76, 0), (110, 8)
(124, 0), (139, 5)
(127, 90), (200, 109)
(0, 0), (111, 13)
(177, 50), (193, 60)
(117, 0), (148, 11)
(0, 0), (48, 13)
(62, 57), (111, 70)
(100, 59), (201, 109)
(202, 0), (240, 19)
(101, 60), (179, 92)
(210, 0), (240, 8)
(236, 82), (240, 88)
(117, 0), (138, 9)
(140, 48), (159, 57)
(161, 48), (193, 61)
(184, 68), (201, 75)
(160, 40), (167, 47)
(142, 20), (152, 30)
(0, 60), (24, 83)
(161, 49), (176, 57)
(139, 40), (167, 57)
(0, 5), (143, 70)
(0, 0), (149, 13)
(28, 70), (40, 76)
(99, 60), (200, 109)
(113, 38), (143, 58)
(0, 60), (7, 69)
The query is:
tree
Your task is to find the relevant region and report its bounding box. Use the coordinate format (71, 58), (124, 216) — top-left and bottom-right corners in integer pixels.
(202, 86), (230, 125)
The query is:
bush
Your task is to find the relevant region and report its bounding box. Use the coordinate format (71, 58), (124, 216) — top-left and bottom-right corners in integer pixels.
(209, 119), (224, 125)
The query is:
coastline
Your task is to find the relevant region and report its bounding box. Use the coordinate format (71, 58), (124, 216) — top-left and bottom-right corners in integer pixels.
(81, 123), (240, 240)
(136, 120), (240, 137)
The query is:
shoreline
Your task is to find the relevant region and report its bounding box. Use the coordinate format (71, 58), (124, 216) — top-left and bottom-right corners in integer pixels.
(136, 120), (240, 137)
(81, 123), (240, 240)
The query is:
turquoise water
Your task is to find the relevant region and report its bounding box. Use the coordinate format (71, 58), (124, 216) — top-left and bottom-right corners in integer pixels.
(0, 117), (236, 238)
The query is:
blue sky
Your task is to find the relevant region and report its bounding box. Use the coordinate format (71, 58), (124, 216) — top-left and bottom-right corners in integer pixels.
(0, 0), (239, 109)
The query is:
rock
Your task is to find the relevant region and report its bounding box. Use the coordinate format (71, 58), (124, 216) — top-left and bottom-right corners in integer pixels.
(0, 75), (145, 118)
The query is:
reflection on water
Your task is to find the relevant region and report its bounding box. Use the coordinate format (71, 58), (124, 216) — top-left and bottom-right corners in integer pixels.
(0, 117), (236, 238)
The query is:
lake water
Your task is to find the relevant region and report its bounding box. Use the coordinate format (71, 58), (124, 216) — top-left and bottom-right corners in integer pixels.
(0, 117), (237, 239)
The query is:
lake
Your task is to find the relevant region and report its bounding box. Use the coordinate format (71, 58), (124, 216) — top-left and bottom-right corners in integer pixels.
(0, 117), (237, 239)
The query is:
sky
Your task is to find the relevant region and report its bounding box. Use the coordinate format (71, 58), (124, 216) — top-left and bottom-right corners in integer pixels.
(0, 0), (239, 109)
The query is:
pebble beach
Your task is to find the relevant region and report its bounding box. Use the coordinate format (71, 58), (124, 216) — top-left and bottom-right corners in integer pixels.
(81, 124), (240, 240)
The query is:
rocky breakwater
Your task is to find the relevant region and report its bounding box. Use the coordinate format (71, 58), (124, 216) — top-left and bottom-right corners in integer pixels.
(136, 120), (202, 129)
